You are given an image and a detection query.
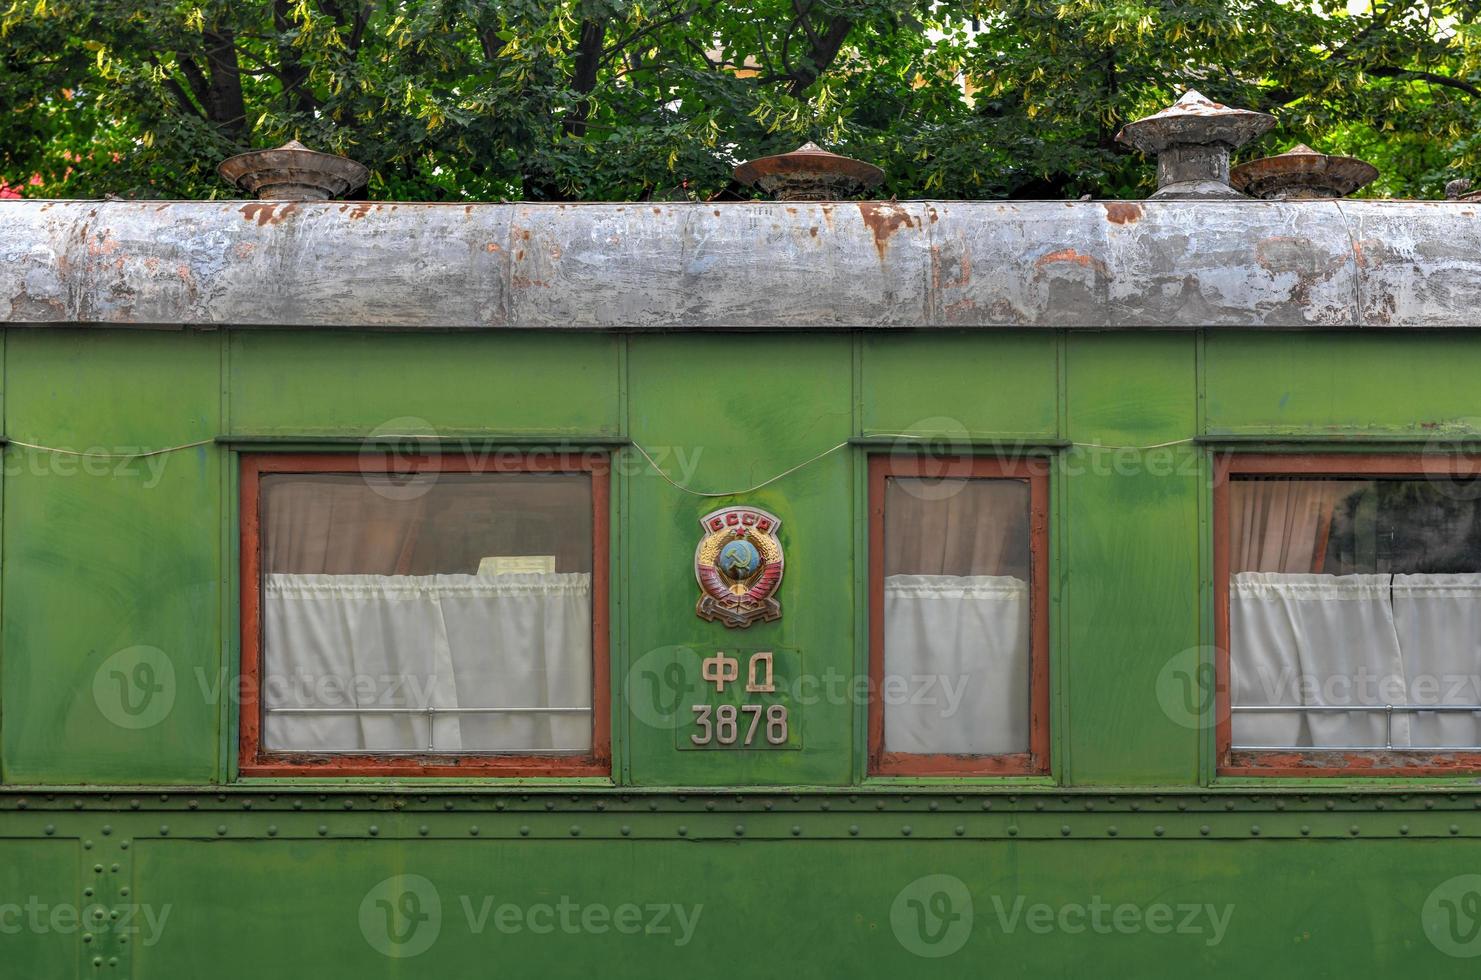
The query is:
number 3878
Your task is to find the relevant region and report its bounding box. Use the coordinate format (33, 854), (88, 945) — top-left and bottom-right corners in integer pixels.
(690, 704), (789, 746)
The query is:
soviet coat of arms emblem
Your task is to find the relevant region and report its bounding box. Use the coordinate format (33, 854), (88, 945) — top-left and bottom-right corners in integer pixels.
(694, 506), (784, 628)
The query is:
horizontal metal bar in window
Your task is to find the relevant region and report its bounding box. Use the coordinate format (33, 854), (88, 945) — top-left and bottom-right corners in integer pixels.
(1196, 433), (1481, 445)
(1232, 744), (1481, 752)
(265, 706), (593, 714)
(1233, 704), (1481, 713)
(270, 748), (594, 756)
(218, 434), (630, 447)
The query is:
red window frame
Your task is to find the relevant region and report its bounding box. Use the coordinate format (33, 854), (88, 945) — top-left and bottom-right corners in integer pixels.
(1214, 452), (1481, 776)
(868, 454), (1051, 776)
(238, 451), (611, 778)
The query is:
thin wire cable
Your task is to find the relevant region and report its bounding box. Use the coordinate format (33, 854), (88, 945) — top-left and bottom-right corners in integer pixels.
(869, 433), (1197, 451)
(630, 435), (1200, 497)
(1069, 438), (1196, 450)
(5, 439), (215, 458)
(630, 440), (852, 497)
(1, 432), (1199, 492)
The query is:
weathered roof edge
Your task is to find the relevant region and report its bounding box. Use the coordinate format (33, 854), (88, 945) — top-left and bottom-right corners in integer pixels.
(3, 198), (1479, 329)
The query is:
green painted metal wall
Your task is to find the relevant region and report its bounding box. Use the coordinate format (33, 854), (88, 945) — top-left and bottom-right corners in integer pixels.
(3, 327), (1481, 976)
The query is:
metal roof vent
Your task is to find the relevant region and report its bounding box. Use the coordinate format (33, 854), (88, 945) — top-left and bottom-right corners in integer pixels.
(1116, 90), (1276, 200)
(1230, 144), (1378, 200)
(733, 142), (884, 201)
(217, 140), (369, 201)
(1446, 178), (1481, 202)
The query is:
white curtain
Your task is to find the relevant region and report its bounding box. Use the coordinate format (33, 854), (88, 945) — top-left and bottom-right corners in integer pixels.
(882, 574), (1030, 755)
(1231, 572), (1481, 749)
(1393, 574), (1481, 748)
(262, 572), (592, 754)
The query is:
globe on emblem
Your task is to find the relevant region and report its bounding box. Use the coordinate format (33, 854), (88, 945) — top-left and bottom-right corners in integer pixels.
(717, 539), (762, 581)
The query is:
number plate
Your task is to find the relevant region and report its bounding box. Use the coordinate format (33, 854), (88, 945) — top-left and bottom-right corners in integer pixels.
(675, 647), (801, 751)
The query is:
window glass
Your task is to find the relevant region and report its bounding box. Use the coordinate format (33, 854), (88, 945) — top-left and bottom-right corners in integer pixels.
(882, 476), (1032, 755)
(1229, 475), (1481, 753)
(257, 470), (595, 756)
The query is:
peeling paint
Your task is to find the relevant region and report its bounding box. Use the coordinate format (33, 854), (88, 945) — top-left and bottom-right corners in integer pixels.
(1103, 202), (1143, 225)
(856, 201), (917, 260)
(1035, 248), (1107, 275)
(239, 203), (299, 227)
(2, 199), (1479, 329)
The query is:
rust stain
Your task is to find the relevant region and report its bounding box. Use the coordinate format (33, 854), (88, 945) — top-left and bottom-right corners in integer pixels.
(819, 203), (835, 231)
(484, 242), (501, 252)
(1254, 236), (1338, 286)
(176, 264), (191, 281)
(856, 202), (917, 260)
(810, 226), (819, 238)
(652, 207), (662, 215)
(9, 294), (66, 318)
(1229, 749), (1481, 774)
(931, 244), (971, 292)
(240, 203), (297, 227)
(1234, 752), (1305, 769)
(1103, 201), (1143, 225)
(232, 242), (255, 260)
(240, 203), (274, 226)
(713, 209), (721, 217)
(943, 297), (977, 319)
(515, 249), (524, 261)
(520, 229), (530, 241)
(1034, 248), (1106, 276)
(346, 202), (372, 220)
(86, 232), (120, 257)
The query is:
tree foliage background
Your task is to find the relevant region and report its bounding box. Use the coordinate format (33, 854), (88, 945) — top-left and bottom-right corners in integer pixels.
(3, 1), (1481, 201)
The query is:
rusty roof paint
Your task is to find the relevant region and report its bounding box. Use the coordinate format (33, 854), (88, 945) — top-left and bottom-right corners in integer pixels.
(1102, 202), (1143, 225)
(3, 199), (1481, 329)
(856, 201), (918, 260)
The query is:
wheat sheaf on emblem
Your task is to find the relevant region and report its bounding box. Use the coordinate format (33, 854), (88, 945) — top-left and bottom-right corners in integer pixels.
(694, 506), (785, 629)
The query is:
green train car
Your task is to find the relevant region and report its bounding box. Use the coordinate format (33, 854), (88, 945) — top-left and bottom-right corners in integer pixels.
(3, 191), (1481, 977)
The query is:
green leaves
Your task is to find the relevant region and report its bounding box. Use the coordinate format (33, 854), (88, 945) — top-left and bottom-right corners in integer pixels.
(2, 0), (1480, 200)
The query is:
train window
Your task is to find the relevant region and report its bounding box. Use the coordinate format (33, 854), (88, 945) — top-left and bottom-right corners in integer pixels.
(868, 454), (1050, 775)
(237, 452), (610, 777)
(1215, 454), (1481, 774)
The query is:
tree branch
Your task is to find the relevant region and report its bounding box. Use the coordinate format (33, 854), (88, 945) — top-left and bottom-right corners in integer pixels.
(147, 54), (206, 120)
(564, 18), (606, 137)
(202, 27), (248, 138)
(1365, 65), (1481, 99)
(786, 11), (852, 96)
(274, 0), (318, 115)
(174, 54), (213, 110)
(599, 5), (697, 68)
